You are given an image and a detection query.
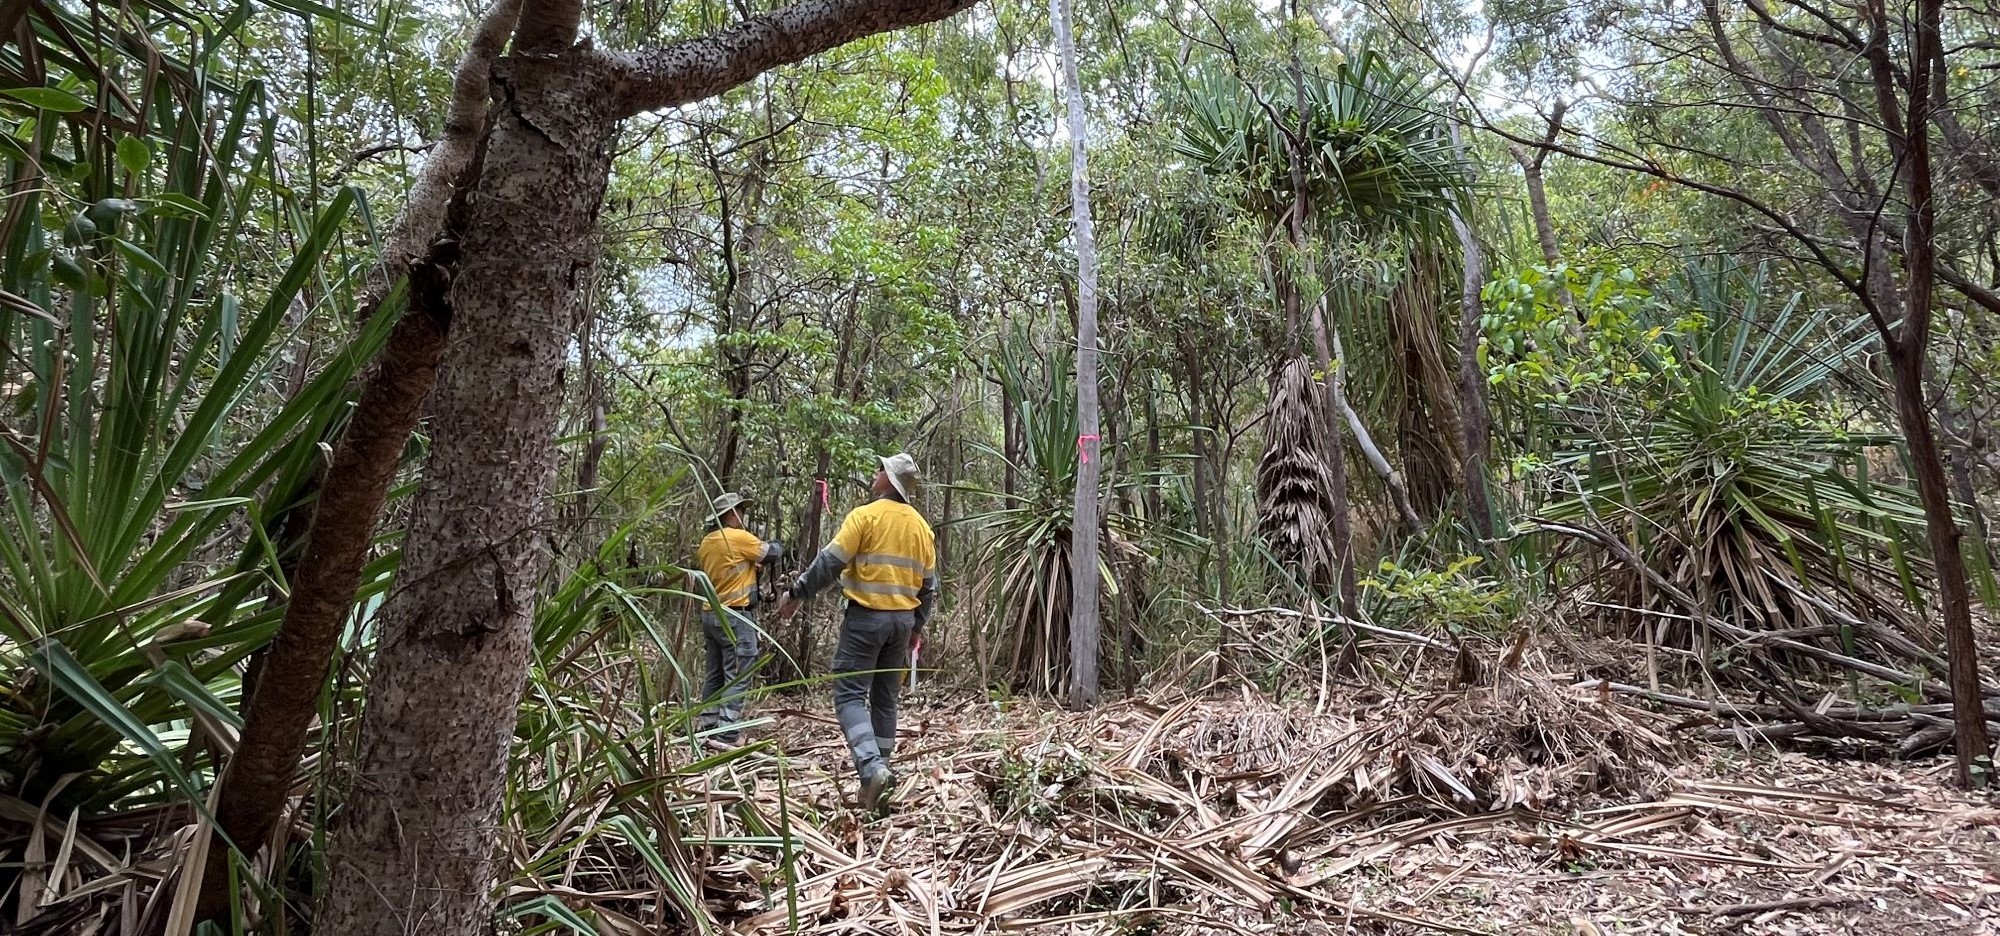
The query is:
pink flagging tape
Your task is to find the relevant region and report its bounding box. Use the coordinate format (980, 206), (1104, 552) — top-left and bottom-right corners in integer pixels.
(1077, 433), (1101, 464)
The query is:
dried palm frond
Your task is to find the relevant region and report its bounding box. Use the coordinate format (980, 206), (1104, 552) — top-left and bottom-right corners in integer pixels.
(1386, 246), (1464, 516)
(1256, 356), (1340, 592)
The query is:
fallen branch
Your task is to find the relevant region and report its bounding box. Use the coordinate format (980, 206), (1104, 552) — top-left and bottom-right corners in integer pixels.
(1675, 894), (1862, 917)
(1527, 518), (1992, 702)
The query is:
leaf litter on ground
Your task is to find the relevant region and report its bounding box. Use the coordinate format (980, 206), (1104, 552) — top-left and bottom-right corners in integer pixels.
(613, 668), (2000, 936)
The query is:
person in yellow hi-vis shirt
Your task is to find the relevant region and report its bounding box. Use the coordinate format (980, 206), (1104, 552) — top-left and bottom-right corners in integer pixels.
(694, 492), (781, 745)
(777, 453), (935, 813)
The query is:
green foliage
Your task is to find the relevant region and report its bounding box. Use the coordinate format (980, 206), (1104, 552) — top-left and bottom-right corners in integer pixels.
(0, 25), (393, 812)
(1175, 47), (1467, 237)
(1491, 260), (1928, 643)
(958, 327), (1091, 693)
(1360, 556), (1516, 636)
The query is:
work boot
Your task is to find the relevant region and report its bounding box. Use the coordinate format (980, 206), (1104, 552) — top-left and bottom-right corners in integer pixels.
(859, 768), (895, 815)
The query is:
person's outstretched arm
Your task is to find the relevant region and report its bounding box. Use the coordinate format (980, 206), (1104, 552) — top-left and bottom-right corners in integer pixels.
(789, 512), (860, 603)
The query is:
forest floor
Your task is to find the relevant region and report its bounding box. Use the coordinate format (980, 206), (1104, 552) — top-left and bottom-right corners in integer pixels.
(679, 666), (2000, 936)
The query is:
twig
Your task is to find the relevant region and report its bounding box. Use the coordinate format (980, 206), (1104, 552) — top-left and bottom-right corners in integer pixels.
(1674, 894), (1862, 917)
(1196, 604), (1459, 652)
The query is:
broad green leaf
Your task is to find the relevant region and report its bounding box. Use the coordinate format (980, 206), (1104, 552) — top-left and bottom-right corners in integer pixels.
(0, 87), (88, 113)
(116, 137), (152, 176)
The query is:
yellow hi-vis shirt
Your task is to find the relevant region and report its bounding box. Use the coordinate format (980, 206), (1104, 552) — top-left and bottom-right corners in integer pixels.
(826, 499), (936, 611)
(696, 527), (768, 608)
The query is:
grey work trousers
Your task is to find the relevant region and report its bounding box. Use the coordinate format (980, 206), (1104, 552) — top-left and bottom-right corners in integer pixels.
(830, 604), (915, 781)
(699, 607), (759, 734)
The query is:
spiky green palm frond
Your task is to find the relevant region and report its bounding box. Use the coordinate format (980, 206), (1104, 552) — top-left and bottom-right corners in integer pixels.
(1174, 48), (1467, 238)
(1542, 262), (1929, 655)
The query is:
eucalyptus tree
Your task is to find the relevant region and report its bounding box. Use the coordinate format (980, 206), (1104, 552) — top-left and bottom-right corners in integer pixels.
(1050, 0), (1104, 707)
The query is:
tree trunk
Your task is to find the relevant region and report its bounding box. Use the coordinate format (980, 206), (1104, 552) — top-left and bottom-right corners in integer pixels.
(318, 2), (979, 929)
(1002, 376), (1020, 497)
(1329, 324), (1422, 532)
(1450, 207), (1496, 547)
(713, 161), (769, 489)
(1508, 101), (1566, 271)
(320, 47), (620, 936)
(195, 265), (454, 924)
(1895, 0), (1990, 788)
(1305, 301), (1358, 614)
(1143, 366), (1162, 522)
(575, 307), (609, 505)
(1513, 149), (1560, 269)
(1053, 0), (1101, 710)
(1281, 42), (1356, 615)
(194, 2), (522, 919)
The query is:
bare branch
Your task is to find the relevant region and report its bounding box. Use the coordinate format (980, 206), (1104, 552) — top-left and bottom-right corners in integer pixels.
(605, 0), (977, 118)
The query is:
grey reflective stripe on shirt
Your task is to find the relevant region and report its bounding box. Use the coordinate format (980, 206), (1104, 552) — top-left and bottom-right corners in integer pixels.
(839, 578), (921, 598)
(848, 552), (927, 572)
(825, 542), (852, 562)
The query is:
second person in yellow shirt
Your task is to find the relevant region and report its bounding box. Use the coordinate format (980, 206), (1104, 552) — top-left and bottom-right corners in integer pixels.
(693, 492), (782, 745)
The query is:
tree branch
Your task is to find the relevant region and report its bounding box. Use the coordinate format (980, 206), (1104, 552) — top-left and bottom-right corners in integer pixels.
(604, 0), (978, 118)
(371, 0), (521, 304)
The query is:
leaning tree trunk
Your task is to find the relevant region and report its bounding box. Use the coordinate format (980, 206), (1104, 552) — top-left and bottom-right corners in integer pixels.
(318, 2), (979, 932)
(194, 1), (522, 921)
(1895, 0), (1990, 787)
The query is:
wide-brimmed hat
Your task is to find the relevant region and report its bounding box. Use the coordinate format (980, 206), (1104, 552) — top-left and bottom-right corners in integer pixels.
(878, 453), (919, 500)
(708, 492), (749, 521)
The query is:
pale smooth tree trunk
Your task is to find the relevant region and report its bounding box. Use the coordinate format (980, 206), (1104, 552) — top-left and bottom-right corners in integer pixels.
(318, 1), (979, 933)
(1052, 0), (1101, 710)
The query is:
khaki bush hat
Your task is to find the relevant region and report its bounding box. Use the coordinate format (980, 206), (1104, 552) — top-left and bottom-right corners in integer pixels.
(709, 492), (748, 521)
(878, 453), (919, 500)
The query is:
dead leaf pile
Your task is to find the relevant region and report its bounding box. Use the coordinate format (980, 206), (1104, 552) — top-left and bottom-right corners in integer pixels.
(523, 674), (1998, 935)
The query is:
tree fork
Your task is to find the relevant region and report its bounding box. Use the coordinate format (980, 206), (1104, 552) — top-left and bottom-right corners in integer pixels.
(317, 0), (979, 931)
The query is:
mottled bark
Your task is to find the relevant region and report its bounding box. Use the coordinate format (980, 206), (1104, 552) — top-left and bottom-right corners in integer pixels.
(320, 50), (618, 936)
(196, 267), (456, 924)
(320, 0), (984, 930)
(604, 0), (976, 117)
(371, 0), (522, 303)
(193, 4), (520, 921)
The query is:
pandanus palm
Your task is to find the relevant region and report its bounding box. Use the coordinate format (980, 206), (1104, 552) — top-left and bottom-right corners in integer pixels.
(1174, 49), (1469, 592)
